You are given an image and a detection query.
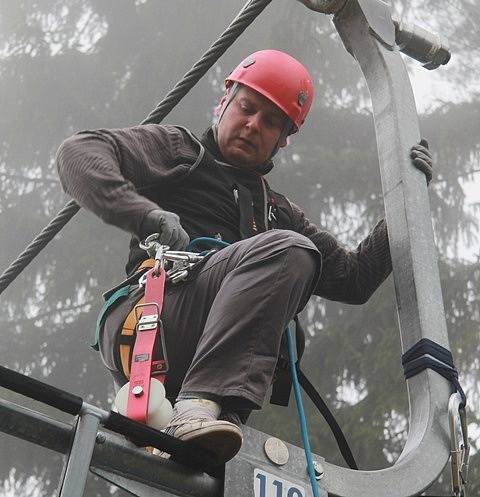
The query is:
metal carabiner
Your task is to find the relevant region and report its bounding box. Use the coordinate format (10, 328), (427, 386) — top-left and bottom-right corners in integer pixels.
(153, 244), (166, 277)
(448, 393), (469, 497)
(139, 233), (161, 255)
(138, 234), (169, 276)
(459, 407), (470, 488)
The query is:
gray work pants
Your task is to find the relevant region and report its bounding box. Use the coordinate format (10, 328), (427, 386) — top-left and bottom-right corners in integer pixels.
(103, 230), (321, 410)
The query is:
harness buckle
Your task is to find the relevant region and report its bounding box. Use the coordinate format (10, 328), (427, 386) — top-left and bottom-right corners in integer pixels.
(137, 314), (159, 331)
(132, 302), (169, 376)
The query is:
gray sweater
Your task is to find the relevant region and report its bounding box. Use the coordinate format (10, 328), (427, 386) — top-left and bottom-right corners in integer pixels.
(56, 124), (392, 304)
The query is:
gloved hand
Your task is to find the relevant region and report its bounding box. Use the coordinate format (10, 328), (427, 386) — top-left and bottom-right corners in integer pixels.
(140, 209), (190, 251)
(411, 138), (433, 185)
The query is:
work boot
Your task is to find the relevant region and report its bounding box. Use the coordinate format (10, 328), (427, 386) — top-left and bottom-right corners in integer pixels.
(160, 398), (243, 464)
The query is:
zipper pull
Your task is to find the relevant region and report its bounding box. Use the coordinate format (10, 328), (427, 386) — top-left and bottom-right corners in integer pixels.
(232, 184), (239, 205)
(268, 204), (277, 222)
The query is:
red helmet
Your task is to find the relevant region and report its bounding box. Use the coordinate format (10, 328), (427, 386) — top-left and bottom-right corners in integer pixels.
(226, 49), (314, 132)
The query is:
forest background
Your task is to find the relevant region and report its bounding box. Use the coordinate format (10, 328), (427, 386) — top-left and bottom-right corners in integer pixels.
(0, 1), (478, 495)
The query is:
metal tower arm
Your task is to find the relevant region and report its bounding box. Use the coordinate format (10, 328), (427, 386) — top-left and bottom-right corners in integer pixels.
(289, 1), (455, 495)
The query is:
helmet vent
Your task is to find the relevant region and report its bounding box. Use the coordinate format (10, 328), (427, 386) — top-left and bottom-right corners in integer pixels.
(242, 57), (256, 68)
(298, 91), (308, 107)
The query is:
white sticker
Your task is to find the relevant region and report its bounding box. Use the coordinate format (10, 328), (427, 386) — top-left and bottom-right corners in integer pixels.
(254, 468), (305, 497)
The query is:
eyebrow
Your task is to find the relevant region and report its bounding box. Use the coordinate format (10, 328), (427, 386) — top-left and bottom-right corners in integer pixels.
(238, 96), (285, 120)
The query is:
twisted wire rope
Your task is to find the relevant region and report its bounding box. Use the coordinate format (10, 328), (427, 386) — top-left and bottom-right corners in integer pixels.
(0, 0), (272, 296)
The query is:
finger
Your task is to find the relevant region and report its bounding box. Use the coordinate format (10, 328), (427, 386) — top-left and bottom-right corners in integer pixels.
(413, 158), (432, 182)
(159, 226), (175, 249)
(411, 149), (432, 165)
(419, 138), (429, 149)
(166, 227), (179, 250)
(411, 144), (431, 156)
(180, 230), (190, 251)
(171, 227), (188, 251)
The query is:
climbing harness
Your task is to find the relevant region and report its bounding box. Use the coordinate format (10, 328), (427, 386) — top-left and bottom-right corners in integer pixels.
(112, 234), (221, 429)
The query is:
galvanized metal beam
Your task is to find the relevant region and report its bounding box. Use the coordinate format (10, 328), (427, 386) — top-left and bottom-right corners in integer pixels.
(59, 406), (104, 497)
(0, 398), (221, 497)
(306, 1), (452, 496)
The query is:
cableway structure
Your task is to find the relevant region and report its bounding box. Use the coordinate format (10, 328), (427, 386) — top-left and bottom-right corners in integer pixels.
(0, 1), (469, 496)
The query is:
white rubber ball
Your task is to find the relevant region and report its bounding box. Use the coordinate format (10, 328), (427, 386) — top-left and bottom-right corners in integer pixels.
(114, 378), (173, 430)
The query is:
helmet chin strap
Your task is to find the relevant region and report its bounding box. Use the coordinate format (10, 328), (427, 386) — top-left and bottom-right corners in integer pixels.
(270, 120), (294, 160)
(216, 82), (241, 125)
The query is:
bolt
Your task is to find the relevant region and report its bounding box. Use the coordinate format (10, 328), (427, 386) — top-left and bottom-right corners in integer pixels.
(313, 461), (324, 480)
(96, 433), (106, 444)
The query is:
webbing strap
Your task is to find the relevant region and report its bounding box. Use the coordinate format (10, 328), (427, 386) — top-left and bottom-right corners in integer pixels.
(117, 259), (156, 377)
(297, 367), (359, 470)
(236, 183), (257, 238)
(119, 297), (144, 377)
(127, 268), (167, 424)
(402, 338), (466, 408)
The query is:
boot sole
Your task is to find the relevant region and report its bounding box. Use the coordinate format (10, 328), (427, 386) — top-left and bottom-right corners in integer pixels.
(178, 421), (243, 464)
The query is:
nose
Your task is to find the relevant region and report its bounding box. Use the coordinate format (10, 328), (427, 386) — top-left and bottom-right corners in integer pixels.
(246, 112), (262, 132)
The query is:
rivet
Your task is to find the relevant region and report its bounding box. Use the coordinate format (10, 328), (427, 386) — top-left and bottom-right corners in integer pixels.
(132, 385), (143, 397)
(264, 437), (289, 466)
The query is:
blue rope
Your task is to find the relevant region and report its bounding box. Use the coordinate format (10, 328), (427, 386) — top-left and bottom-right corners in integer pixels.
(286, 324), (321, 497)
(186, 237), (230, 252)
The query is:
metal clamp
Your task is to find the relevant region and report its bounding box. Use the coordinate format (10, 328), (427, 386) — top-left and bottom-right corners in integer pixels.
(448, 393), (469, 496)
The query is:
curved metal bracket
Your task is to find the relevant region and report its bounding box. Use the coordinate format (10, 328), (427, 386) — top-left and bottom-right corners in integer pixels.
(298, 1), (454, 496)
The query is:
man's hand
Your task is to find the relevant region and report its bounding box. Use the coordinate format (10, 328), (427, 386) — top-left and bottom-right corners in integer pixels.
(140, 209), (190, 251)
(411, 138), (433, 185)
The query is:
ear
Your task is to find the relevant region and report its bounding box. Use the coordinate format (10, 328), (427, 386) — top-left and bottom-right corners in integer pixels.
(219, 93), (228, 107)
(214, 92), (229, 118)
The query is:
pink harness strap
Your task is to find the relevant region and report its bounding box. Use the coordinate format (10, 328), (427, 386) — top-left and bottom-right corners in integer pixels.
(127, 268), (167, 424)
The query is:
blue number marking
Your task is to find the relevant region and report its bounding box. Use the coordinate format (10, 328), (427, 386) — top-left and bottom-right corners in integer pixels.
(256, 472), (266, 497)
(287, 487), (304, 497)
(273, 479), (283, 497)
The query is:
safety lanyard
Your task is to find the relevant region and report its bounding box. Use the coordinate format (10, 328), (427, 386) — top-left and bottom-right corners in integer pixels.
(127, 265), (168, 424)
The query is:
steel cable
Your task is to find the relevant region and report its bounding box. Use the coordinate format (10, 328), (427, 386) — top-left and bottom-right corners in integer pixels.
(142, 0), (273, 125)
(0, 0), (272, 296)
(0, 200), (81, 295)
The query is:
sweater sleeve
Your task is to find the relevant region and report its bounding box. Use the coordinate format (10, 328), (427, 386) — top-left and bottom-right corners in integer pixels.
(290, 201), (392, 304)
(55, 124), (196, 236)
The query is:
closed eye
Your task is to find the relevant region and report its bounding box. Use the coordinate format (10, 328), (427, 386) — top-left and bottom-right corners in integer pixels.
(239, 100), (255, 115)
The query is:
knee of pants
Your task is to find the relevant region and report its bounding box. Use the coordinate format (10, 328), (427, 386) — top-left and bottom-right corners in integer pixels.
(286, 243), (320, 277)
(255, 230), (319, 267)
(249, 229), (317, 253)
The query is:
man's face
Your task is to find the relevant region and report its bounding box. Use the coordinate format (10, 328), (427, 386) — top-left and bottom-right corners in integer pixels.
(216, 86), (289, 169)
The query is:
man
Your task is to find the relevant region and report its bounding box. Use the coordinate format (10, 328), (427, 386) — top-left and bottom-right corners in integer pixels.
(56, 49), (432, 463)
